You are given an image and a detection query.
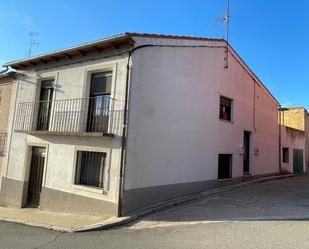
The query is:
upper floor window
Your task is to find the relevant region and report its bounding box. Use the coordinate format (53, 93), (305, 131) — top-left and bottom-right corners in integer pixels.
(90, 72), (112, 97)
(219, 96), (233, 121)
(87, 71), (112, 133)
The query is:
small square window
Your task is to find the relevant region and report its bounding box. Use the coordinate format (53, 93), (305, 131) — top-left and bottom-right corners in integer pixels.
(282, 147), (289, 163)
(219, 96), (233, 121)
(75, 151), (106, 189)
(218, 154), (232, 179)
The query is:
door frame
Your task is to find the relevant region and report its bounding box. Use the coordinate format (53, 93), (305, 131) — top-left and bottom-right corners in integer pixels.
(293, 149), (304, 174)
(26, 146), (47, 207)
(23, 144), (49, 207)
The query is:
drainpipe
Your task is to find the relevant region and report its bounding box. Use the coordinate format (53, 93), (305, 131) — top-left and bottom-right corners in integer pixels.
(0, 67), (9, 75)
(117, 51), (132, 217)
(278, 105), (282, 174)
(278, 106), (289, 174)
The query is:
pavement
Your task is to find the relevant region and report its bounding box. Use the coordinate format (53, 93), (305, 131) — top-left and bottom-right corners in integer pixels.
(0, 174), (296, 232)
(1, 176), (309, 248)
(0, 207), (113, 232)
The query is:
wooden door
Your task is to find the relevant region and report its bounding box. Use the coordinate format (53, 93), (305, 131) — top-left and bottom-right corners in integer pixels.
(27, 147), (46, 207)
(293, 149), (304, 174)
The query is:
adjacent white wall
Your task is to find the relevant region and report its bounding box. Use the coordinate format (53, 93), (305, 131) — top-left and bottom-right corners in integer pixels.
(125, 37), (279, 190)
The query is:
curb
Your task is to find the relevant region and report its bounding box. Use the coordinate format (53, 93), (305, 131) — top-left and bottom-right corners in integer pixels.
(74, 173), (296, 232)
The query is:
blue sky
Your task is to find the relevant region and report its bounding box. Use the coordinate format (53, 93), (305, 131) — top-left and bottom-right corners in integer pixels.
(0, 0), (308, 108)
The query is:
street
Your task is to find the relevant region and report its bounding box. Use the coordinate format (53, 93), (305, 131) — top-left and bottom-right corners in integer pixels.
(1, 176), (309, 249)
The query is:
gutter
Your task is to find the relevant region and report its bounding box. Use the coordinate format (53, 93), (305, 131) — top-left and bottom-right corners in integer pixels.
(0, 67), (9, 75)
(117, 50), (132, 217)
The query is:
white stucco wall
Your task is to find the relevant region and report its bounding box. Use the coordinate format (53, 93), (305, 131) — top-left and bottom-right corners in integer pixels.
(2, 54), (129, 204)
(125, 37), (279, 190)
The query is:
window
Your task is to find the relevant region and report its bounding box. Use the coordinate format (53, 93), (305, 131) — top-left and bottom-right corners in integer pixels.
(219, 96), (233, 121)
(87, 72), (112, 133)
(282, 147), (289, 163)
(218, 154), (232, 179)
(75, 151), (106, 188)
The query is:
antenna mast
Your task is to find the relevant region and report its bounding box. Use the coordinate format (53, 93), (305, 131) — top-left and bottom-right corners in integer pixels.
(224, 0), (230, 68)
(28, 32), (39, 57)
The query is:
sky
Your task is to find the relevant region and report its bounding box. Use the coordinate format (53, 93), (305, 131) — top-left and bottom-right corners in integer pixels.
(0, 0), (308, 108)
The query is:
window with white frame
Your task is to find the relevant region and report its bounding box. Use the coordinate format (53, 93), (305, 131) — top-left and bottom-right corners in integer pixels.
(75, 151), (106, 188)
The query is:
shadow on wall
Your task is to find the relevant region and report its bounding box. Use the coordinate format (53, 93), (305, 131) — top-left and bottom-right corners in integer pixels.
(25, 134), (122, 149)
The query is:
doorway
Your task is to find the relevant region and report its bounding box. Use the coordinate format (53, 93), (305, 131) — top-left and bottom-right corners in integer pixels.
(218, 154), (232, 179)
(243, 131), (251, 174)
(37, 80), (54, 131)
(86, 72), (112, 133)
(293, 149), (304, 174)
(27, 147), (46, 207)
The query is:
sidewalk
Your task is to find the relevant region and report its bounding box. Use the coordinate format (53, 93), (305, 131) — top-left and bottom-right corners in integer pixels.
(0, 207), (115, 232)
(0, 174), (296, 233)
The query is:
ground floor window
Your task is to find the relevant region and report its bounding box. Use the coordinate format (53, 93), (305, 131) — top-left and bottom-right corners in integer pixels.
(282, 147), (289, 163)
(218, 154), (232, 179)
(75, 151), (106, 189)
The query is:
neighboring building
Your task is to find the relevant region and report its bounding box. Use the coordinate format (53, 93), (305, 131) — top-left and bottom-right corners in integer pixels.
(0, 33), (279, 216)
(0, 72), (16, 175)
(280, 126), (305, 174)
(279, 107), (309, 173)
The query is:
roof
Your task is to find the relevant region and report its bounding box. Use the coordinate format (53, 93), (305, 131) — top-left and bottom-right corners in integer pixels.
(281, 106), (309, 115)
(2, 32), (278, 104)
(3, 33), (135, 70)
(126, 32), (225, 42)
(2, 33), (226, 70)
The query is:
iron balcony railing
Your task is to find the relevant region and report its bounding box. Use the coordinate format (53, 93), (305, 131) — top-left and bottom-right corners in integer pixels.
(15, 96), (123, 136)
(0, 133), (7, 156)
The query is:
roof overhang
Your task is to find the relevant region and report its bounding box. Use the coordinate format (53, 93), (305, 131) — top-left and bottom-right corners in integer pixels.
(3, 33), (135, 70)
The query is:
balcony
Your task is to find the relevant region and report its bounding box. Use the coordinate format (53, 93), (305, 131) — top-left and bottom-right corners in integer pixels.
(15, 96), (123, 136)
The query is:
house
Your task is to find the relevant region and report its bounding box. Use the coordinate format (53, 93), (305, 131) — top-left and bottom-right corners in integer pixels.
(0, 33), (280, 216)
(279, 107), (308, 174)
(0, 72), (16, 175)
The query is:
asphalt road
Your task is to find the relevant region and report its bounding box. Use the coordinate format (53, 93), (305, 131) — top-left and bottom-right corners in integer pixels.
(1, 176), (309, 249)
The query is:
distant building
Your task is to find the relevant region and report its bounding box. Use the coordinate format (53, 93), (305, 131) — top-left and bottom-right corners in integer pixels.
(279, 107), (308, 173)
(0, 33), (280, 216)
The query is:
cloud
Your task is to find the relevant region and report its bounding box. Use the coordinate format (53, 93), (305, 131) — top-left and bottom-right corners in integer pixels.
(1, 9), (35, 28)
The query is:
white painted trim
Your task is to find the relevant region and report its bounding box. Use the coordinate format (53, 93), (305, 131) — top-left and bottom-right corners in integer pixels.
(71, 145), (111, 196)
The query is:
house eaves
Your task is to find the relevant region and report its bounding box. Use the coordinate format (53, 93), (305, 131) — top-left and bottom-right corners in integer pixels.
(3, 31), (278, 105)
(3, 33), (135, 70)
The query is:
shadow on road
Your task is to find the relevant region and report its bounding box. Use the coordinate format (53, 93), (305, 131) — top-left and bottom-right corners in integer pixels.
(127, 176), (309, 228)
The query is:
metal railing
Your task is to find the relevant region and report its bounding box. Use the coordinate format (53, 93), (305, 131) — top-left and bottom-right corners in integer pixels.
(15, 96), (123, 136)
(0, 133), (7, 156)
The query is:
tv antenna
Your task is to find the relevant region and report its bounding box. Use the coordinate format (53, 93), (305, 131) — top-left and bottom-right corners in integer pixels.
(210, 0), (230, 68)
(28, 32), (40, 57)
